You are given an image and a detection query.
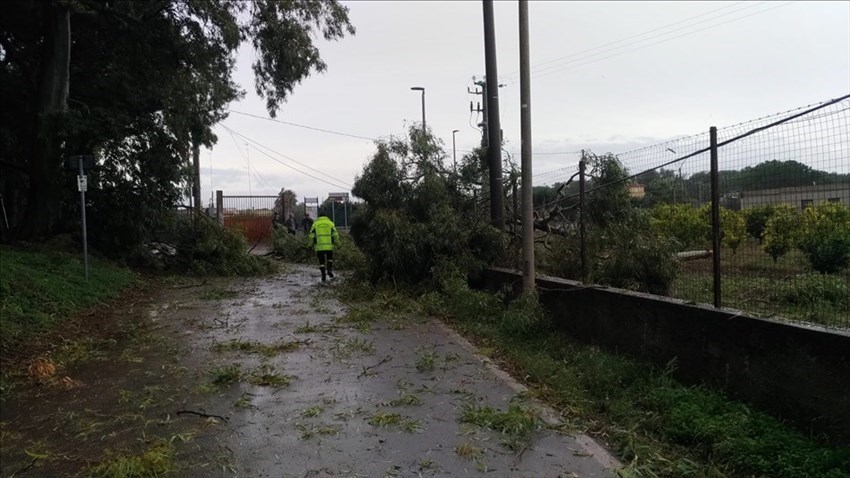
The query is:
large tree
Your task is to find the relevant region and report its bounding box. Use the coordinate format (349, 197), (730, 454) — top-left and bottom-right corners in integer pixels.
(0, 0), (354, 247)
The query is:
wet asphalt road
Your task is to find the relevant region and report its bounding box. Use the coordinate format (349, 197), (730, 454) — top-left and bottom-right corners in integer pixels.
(157, 265), (620, 478)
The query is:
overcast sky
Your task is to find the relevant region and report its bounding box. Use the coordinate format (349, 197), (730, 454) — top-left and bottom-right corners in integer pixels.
(203, 0), (850, 204)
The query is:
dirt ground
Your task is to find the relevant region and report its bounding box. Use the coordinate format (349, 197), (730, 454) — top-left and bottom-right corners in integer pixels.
(0, 265), (619, 477)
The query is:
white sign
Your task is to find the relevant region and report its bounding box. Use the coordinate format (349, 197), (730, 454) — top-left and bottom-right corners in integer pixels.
(77, 175), (87, 192)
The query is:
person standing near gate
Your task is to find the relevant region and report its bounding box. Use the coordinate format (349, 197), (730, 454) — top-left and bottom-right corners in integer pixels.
(301, 213), (314, 235)
(309, 215), (339, 282)
(285, 213), (297, 235)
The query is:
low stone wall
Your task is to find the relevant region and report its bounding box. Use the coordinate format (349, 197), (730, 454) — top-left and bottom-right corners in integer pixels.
(477, 267), (850, 442)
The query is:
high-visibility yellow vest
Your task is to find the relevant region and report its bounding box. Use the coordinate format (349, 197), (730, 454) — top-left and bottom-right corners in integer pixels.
(309, 216), (339, 252)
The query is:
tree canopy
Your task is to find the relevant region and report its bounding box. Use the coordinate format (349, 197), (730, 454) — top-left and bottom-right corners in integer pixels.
(0, 0), (354, 252)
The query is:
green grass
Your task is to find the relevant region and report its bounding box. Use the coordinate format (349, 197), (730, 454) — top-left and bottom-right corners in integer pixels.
(460, 404), (541, 451)
(338, 279), (850, 477)
(454, 442), (484, 460)
(450, 295), (849, 476)
(368, 412), (421, 432)
(389, 393), (422, 407)
(88, 439), (174, 478)
(207, 364), (241, 385)
(671, 241), (850, 328)
(415, 348), (438, 371)
(246, 364), (294, 388)
(672, 273), (849, 327)
(213, 339), (300, 357)
(0, 246), (136, 351)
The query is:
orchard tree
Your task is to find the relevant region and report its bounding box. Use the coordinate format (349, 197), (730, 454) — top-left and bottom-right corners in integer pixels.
(763, 205), (800, 262)
(797, 202), (850, 273)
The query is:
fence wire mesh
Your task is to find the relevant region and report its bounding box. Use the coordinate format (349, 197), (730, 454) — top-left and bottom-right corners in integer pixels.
(530, 95), (850, 329)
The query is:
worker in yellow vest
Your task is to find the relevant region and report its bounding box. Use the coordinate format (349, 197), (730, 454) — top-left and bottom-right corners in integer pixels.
(308, 215), (340, 282)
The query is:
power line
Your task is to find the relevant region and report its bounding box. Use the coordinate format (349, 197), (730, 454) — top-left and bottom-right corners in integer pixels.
(228, 109), (377, 142)
(221, 125), (352, 191)
(225, 126), (353, 188)
(502, 1), (748, 80)
(529, 2), (793, 80)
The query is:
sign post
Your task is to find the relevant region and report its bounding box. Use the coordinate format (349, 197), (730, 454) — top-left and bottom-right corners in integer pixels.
(327, 192), (350, 229)
(66, 155), (94, 281)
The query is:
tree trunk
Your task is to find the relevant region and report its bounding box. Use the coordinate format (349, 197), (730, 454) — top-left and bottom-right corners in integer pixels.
(192, 135), (201, 211)
(21, 2), (70, 239)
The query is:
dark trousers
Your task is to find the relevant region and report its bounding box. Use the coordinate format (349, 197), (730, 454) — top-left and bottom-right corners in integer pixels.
(317, 250), (334, 278)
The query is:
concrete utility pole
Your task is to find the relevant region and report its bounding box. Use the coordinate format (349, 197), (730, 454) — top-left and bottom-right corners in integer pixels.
(519, 0), (534, 292)
(192, 137), (201, 211)
(410, 86), (426, 135)
(452, 129), (460, 174)
(470, 80), (487, 147)
(482, 0), (504, 229)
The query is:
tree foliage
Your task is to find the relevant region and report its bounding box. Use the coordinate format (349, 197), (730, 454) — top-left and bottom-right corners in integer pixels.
(0, 0), (354, 258)
(744, 205), (779, 243)
(535, 152), (681, 295)
(350, 127), (504, 285)
(797, 202), (850, 274)
(650, 204), (710, 251)
(763, 206), (800, 263)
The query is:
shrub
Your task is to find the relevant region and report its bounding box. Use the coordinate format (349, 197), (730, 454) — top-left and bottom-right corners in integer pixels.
(720, 208), (747, 254)
(593, 218), (680, 295)
(137, 213), (276, 276)
(650, 204), (709, 251)
(762, 205), (800, 262)
(744, 205), (778, 243)
(797, 202), (850, 273)
(771, 274), (849, 307)
(272, 229), (313, 263)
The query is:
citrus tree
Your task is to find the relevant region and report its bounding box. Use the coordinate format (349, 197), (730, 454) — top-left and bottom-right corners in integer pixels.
(650, 204), (709, 250)
(797, 202), (850, 273)
(763, 205), (800, 262)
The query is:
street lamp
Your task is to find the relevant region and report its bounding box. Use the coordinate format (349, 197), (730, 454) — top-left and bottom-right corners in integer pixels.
(452, 129), (460, 174)
(410, 86), (426, 135)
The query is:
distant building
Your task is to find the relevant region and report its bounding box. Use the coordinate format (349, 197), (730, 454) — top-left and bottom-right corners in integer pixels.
(628, 183), (646, 199)
(739, 183), (850, 210)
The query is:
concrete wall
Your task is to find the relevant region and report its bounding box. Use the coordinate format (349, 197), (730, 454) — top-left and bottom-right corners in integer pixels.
(477, 268), (850, 442)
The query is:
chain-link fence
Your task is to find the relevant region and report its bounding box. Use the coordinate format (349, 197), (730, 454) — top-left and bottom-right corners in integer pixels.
(531, 94), (850, 329)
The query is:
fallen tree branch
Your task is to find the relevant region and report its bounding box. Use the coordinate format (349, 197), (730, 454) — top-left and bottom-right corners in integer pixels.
(176, 409), (229, 421)
(10, 457), (38, 477)
(358, 355), (392, 378)
(172, 280), (208, 289)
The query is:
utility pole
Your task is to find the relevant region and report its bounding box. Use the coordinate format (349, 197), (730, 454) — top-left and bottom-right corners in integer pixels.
(410, 86), (426, 135)
(519, 0), (534, 292)
(245, 142), (252, 196)
(452, 129), (460, 174)
(469, 80), (486, 147)
(482, 0), (504, 229)
(192, 136), (201, 212)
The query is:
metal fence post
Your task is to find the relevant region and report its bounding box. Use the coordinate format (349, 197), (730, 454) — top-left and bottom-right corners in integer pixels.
(216, 190), (223, 226)
(579, 156), (587, 284)
(78, 159), (89, 281)
(710, 127), (721, 308)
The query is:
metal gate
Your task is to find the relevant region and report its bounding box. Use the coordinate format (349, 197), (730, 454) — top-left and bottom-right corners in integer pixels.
(215, 193), (279, 248)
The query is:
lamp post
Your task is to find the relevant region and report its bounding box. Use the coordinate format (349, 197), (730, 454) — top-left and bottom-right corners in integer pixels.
(452, 129), (459, 174)
(410, 86), (425, 135)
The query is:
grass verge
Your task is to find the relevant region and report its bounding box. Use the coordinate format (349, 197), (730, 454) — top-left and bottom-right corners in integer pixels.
(0, 246), (137, 352)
